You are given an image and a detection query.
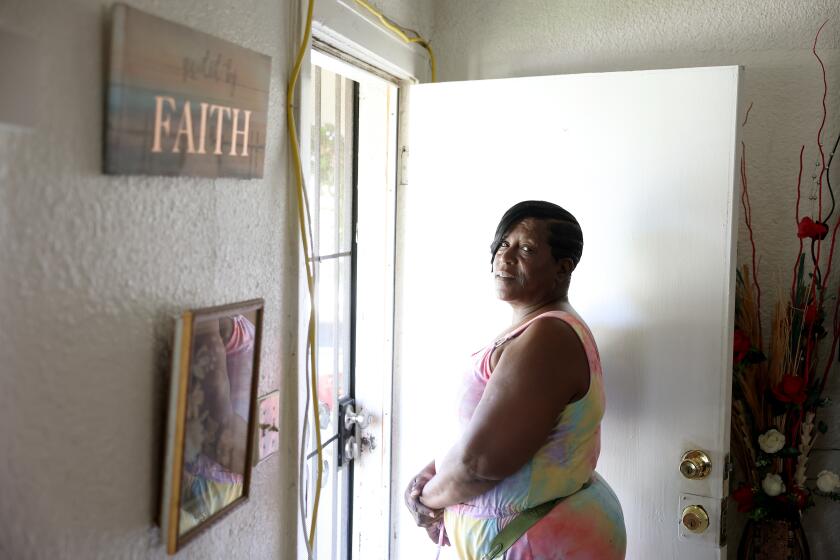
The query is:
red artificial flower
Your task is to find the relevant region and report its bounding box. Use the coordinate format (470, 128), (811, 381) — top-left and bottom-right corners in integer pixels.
(733, 329), (751, 363)
(772, 374), (807, 405)
(803, 303), (819, 325)
(797, 217), (829, 240)
(732, 484), (755, 512)
(790, 486), (809, 510)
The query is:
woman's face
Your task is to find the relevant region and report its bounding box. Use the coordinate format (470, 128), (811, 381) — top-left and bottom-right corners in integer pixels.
(492, 218), (569, 305)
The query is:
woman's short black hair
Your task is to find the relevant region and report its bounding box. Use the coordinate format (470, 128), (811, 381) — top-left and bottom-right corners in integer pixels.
(491, 200), (583, 267)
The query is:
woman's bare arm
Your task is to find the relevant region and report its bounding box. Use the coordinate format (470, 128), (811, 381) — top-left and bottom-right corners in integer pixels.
(419, 318), (589, 509)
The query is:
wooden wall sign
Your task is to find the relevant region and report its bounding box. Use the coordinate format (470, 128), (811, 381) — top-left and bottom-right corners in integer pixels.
(106, 4), (271, 178)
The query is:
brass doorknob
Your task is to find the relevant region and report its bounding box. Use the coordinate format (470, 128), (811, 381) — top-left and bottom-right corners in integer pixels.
(680, 450), (712, 479)
(681, 505), (710, 533)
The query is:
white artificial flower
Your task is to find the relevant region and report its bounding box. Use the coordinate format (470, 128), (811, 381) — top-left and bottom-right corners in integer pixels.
(758, 429), (786, 454)
(762, 473), (786, 497)
(816, 470), (840, 493)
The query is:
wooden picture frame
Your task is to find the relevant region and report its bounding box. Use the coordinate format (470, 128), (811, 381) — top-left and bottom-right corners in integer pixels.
(160, 299), (264, 554)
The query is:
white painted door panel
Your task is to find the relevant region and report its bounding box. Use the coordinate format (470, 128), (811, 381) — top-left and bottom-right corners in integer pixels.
(393, 67), (740, 559)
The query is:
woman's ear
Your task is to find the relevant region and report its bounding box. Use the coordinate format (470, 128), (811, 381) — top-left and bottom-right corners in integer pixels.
(553, 258), (574, 291)
(557, 257), (575, 275)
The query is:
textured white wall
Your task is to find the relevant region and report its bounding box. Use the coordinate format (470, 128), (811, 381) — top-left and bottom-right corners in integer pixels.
(0, 0), (302, 558)
(428, 0), (839, 557)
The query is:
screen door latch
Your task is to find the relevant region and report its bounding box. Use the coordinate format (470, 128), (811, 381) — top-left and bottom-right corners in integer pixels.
(338, 397), (374, 466)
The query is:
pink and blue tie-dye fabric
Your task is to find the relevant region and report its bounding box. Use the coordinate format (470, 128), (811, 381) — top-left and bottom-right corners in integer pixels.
(443, 311), (626, 559)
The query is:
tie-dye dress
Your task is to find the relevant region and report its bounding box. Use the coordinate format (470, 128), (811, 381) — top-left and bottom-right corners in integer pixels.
(442, 310), (626, 560)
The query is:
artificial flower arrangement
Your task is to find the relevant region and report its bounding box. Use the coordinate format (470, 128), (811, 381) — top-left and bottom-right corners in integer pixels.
(732, 263), (840, 521)
(730, 21), (840, 527)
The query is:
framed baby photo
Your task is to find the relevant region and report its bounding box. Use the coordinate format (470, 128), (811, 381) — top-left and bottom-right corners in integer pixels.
(159, 299), (264, 554)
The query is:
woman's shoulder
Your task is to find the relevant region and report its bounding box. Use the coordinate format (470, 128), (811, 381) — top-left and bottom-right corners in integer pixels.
(529, 308), (595, 345)
(488, 307), (592, 374)
(490, 314), (580, 369)
(489, 313), (591, 404)
(511, 313), (582, 353)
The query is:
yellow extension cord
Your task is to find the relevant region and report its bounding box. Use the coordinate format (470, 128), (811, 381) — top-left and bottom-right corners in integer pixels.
(287, 0), (321, 552)
(352, 0), (437, 82)
(286, 0), (435, 554)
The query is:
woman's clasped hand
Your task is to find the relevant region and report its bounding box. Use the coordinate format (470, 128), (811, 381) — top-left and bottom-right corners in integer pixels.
(405, 462), (449, 545)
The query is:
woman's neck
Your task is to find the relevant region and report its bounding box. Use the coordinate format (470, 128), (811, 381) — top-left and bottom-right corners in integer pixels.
(509, 295), (570, 326)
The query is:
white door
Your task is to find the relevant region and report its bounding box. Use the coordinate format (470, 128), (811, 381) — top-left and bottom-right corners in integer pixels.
(392, 66), (741, 559)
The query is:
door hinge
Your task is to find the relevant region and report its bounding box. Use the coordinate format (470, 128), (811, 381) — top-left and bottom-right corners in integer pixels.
(723, 452), (733, 481)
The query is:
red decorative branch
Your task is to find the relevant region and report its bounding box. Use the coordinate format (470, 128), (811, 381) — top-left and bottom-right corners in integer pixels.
(740, 140), (762, 340)
(791, 146), (805, 299)
(742, 101), (754, 127)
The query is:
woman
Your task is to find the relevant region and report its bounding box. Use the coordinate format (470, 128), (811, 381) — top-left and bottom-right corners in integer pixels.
(405, 201), (626, 559)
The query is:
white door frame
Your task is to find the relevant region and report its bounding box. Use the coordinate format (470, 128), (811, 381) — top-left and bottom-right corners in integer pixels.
(293, 3), (426, 558)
